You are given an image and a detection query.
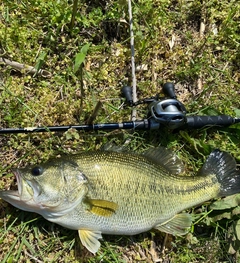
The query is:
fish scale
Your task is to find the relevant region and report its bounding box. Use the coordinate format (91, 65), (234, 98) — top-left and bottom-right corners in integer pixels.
(1, 147), (240, 254)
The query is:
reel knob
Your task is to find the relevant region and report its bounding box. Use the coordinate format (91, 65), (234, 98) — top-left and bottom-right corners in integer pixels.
(162, 82), (177, 99)
(122, 86), (133, 106)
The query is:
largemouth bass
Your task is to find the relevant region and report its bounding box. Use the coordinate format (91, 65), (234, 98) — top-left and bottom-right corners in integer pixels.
(0, 147), (240, 253)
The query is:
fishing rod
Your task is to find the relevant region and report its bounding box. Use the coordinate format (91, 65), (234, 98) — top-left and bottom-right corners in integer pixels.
(0, 83), (239, 134)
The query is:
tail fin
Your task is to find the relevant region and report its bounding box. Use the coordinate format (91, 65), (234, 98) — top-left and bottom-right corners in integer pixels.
(198, 150), (240, 197)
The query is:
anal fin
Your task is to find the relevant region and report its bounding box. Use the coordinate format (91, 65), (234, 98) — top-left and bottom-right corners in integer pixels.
(78, 229), (102, 254)
(155, 213), (192, 235)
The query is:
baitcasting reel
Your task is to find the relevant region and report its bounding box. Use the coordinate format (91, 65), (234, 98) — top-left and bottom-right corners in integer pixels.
(122, 82), (187, 130)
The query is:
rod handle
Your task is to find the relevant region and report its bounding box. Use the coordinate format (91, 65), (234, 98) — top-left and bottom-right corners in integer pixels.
(186, 115), (235, 128)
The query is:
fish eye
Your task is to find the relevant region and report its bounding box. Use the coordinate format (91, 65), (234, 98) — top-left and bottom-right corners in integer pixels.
(31, 166), (44, 176)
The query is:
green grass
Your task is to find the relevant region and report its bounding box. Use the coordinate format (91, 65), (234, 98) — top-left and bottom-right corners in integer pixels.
(0, 0), (240, 262)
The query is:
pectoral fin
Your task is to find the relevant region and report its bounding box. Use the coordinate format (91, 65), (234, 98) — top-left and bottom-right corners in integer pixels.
(78, 229), (102, 254)
(84, 198), (118, 217)
(155, 213), (192, 235)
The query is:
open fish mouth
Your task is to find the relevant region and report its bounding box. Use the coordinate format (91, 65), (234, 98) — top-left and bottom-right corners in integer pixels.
(0, 169), (35, 206)
(0, 169), (47, 214)
(0, 170), (22, 201)
(11, 169), (22, 197)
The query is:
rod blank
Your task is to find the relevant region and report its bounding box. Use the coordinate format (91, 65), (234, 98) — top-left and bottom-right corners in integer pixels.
(1, 116), (239, 135)
(0, 120), (150, 134)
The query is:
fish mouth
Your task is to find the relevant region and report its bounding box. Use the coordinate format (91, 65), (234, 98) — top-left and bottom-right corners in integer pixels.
(12, 169), (37, 202)
(0, 170), (23, 201)
(0, 169), (34, 204)
(0, 169), (45, 214)
(13, 169), (22, 198)
(3, 169), (28, 201)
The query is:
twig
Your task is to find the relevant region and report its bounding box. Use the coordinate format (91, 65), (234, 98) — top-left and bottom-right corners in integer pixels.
(0, 57), (52, 78)
(199, 2), (206, 38)
(24, 250), (44, 263)
(199, 20), (206, 38)
(197, 3), (207, 92)
(161, 233), (168, 254)
(87, 100), (103, 124)
(70, 0), (79, 32)
(128, 0), (137, 121)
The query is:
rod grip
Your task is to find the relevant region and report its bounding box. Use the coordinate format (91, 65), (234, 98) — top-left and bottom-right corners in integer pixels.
(186, 115), (235, 128)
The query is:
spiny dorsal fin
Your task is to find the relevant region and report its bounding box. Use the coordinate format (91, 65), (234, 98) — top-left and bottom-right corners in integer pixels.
(78, 229), (102, 254)
(155, 213), (192, 236)
(143, 147), (185, 175)
(84, 198), (118, 217)
(101, 142), (128, 153)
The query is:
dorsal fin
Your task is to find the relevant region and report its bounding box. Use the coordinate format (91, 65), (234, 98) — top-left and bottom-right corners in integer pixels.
(101, 142), (128, 153)
(142, 147), (185, 175)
